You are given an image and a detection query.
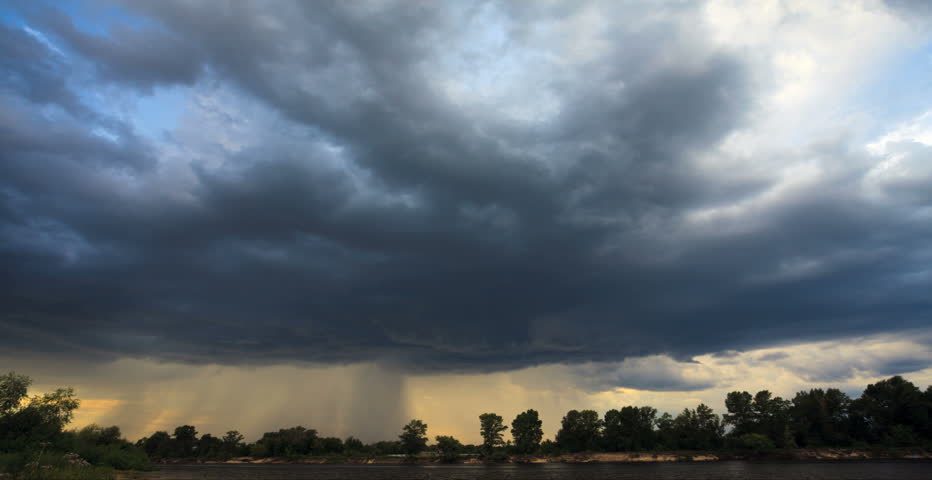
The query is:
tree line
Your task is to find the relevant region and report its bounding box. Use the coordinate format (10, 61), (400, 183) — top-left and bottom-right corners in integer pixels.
(3, 371), (932, 470)
(131, 375), (932, 459)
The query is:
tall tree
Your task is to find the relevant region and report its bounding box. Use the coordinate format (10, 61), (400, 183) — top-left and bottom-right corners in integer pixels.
(172, 425), (198, 457)
(790, 388), (851, 446)
(511, 409), (543, 454)
(556, 409), (602, 452)
(399, 419), (428, 457)
(851, 375), (928, 445)
(0, 372), (31, 416)
(671, 404), (724, 450)
(751, 391), (793, 447)
(141, 431), (172, 458)
(723, 391), (755, 436)
(479, 413), (508, 454)
(603, 406), (657, 451)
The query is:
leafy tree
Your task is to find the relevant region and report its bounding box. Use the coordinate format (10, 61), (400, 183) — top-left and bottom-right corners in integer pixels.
(723, 391), (755, 436)
(172, 425), (198, 457)
(398, 419), (428, 457)
(252, 426), (319, 457)
(511, 409), (543, 454)
(78, 424), (123, 446)
(197, 433), (223, 458)
(0, 373), (80, 452)
(851, 375), (929, 444)
(317, 436), (344, 454)
(790, 388), (851, 446)
(141, 431), (172, 459)
(478, 413), (508, 454)
(667, 404), (724, 450)
(343, 436), (365, 453)
(435, 435), (462, 461)
(556, 409), (602, 452)
(655, 412), (677, 449)
(222, 430), (245, 457)
(370, 440), (403, 455)
(0, 372), (30, 415)
(728, 433), (775, 453)
(751, 391), (793, 447)
(602, 406), (657, 451)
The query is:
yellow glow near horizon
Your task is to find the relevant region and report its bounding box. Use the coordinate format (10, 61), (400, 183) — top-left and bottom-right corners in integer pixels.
(9, 331), (932, 444)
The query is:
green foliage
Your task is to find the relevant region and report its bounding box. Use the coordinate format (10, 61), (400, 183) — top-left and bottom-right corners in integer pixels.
(727, 433), (775, 453)
(510, 409), (543, 454)
(852, 375), (929, 444)
(0, 373), (31, 416)
(602, 406), (657, 451)
(667, 404), (724, 450)
(370, 440), (403, 456)
(478, 413), (507, 454)
(171, 425), (197, 458)
(16, 465), (117, 480)
(434, 435), (462, 461)
(790, 388), (852, 446)
(59, 425), (153, 471)
(139, 431), (172, 459)
(538, 439), (560, 455)
(253, 426), (318, 457)
(723, 390), (793, 447)
(343, 436), (364, 453)
(0, 375), (81, 454)
(723, 391), (755, 436)
(555, 409), (602, 452)
(398, 419), (428, 457)
(317, 436), (344, 454)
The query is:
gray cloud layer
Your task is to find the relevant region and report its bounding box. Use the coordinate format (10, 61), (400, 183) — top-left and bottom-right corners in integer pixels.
(2, 1), (931, 378)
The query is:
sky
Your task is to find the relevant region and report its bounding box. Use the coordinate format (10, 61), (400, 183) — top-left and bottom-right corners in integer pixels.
(1, 0), (932, 444)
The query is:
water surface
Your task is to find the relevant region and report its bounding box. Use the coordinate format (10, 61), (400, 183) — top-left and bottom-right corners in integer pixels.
(139, 461), (932, 480)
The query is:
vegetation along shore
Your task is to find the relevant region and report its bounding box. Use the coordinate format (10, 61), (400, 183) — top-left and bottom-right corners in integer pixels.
(2, 372), (932, 478)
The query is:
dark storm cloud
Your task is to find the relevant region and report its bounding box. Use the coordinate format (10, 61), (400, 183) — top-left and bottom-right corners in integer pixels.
(28, 7), (205, 92)
(1, 0), (931, 381)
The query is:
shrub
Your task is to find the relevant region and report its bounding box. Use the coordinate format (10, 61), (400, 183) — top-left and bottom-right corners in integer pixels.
(727, 433), (775, 453)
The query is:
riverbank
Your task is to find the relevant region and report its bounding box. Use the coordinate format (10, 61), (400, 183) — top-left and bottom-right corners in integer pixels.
(152, 448), (932, 465)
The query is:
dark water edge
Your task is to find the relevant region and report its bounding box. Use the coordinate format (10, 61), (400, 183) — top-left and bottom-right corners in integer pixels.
(132, 461), (932, 480)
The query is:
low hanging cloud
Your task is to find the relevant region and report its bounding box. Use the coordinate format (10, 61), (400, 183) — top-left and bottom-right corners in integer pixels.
(1, 0), (931, 380)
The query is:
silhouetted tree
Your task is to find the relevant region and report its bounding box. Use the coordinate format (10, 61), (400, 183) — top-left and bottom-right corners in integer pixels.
(851, 375), (929, 445)
(0, 372), (30, 416)
(602, 406), (656, 451)
(0, 372), (80, 452)
(724, 391), (755, 436)
(197, 433), (222, 458)
(752, 391), (794, 447)
(399, 419), (428, 457)
(255, 426), (318, 456)
(556, 409), (602, 452)
(141, 431), (172, 459)
(318, 436), (344, 454)
(511, 409), (543, 454)
(479, 413), (507, 454)
(344, 436), (365, 453)
(790, 388), (851, 446)
(172, 425), (198, 457)
(435, 435), (462, 461)
(663, 404), (724, 450)
(221, 430), (245, 457)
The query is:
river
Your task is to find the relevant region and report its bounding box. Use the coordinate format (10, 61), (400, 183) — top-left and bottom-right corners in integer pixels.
(134, 461), (931, 479)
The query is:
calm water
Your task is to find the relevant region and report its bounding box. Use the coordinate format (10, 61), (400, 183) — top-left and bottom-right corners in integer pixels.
(139, 461), (931, 480)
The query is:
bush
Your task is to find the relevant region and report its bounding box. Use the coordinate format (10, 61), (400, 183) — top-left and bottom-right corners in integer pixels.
(727, 434), (775, 453)
(0, 451), (31, 473)
(485, 451), (510, 463)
